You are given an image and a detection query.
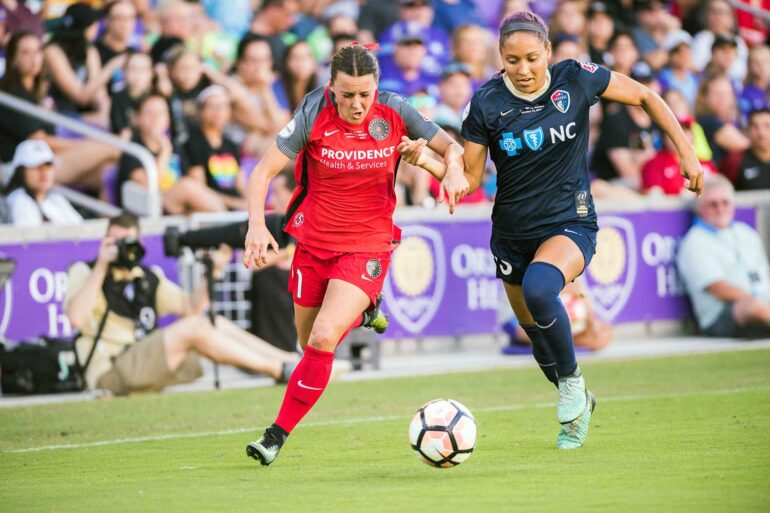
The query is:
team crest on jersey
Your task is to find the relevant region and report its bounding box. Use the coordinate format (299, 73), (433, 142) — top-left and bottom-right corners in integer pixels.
(580, 62), (598, 73)
(551, 90), (570, 113)
(523, 127), (544, 151)
(293, 212), (304, 227)
(369, 118), (390, 140)
(366, 259), (382, 278)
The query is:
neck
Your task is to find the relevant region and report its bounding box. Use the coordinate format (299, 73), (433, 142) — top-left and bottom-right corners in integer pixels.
(102, 33), (128, 52)
(20, 75), (35, 90)
(202, 125), (222, 145)
(33, 190), (47, 202)
(503, 69), (551, 101)
(753, 146), (770, 161)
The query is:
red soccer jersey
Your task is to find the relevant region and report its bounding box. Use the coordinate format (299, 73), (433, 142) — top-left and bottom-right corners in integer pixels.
(275, 87), (439, 252)
(642, 150), (718, 195)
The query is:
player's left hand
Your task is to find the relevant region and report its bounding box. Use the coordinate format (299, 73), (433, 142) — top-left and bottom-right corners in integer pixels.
(680, 152), (704, 197)
(440, 164), (470, 215)
(397, 136), (427, 167)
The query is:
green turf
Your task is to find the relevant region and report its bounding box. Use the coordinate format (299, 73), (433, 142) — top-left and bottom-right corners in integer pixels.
(1, 349), (769, 513)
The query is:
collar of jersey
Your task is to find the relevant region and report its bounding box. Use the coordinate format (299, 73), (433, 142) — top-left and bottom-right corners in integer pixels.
(502, 69), (551, 102)
(324, 86), (379, 132)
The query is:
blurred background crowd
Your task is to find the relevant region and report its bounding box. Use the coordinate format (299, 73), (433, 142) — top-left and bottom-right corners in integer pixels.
(0, 0), (769, 226)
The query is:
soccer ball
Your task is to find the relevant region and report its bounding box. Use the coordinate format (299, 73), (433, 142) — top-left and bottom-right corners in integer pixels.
(408, 399), (477, 468)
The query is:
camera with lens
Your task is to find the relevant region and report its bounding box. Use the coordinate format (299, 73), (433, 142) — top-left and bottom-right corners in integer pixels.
(115, 237), (146, 268)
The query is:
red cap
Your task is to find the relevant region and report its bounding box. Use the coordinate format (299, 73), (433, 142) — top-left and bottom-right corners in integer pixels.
(677, 115), (694, 128)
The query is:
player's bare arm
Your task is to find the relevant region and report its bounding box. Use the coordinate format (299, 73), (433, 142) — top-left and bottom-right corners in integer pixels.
(601, 71), (704, 196)
(462, 140), (487, 194)
(244, 143), (291, 270)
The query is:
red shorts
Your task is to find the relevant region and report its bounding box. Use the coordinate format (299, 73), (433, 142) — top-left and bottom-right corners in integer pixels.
(288, 243), (391, 308)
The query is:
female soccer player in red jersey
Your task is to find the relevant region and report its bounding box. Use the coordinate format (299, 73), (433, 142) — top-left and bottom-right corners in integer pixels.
(402, 12), (703, 450)
(242, 43), (469, 466)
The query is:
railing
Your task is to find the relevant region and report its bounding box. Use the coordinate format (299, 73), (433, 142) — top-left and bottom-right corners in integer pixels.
(0, 91), (162, 219)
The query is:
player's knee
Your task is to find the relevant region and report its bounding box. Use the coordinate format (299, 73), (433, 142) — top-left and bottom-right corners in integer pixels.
(521, 262), (564, 312)
(306, 320), (338, 352)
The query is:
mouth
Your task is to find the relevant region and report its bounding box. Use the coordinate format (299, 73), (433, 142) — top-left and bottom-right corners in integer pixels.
(517, 78), (534, 87)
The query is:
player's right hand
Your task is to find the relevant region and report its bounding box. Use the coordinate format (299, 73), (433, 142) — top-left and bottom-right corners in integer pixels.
(397, 136), (427, 167)
(243, 225), (280, 270)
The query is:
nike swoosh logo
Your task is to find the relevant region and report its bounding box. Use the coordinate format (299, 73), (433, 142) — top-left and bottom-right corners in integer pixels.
(535, 318), (557, 329)
(500, 108), (515, 116)
(324, 129), (340, 136)
(564, 229), (580, 235)
(298, 380), (323, 391)
(361, 274), (374, 283)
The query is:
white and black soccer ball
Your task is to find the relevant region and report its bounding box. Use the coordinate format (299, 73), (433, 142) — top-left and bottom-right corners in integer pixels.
(408, 399), (477, 468)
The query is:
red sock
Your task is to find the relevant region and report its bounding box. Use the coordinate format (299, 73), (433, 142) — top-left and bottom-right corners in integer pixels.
(275, 346), (334, 433)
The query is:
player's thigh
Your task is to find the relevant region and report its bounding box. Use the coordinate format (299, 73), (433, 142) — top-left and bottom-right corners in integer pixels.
(328, 251), (391, 308)
(307, 279), (372, 352)
(503, 283), (535, 325)
(532, 236), (587, 284)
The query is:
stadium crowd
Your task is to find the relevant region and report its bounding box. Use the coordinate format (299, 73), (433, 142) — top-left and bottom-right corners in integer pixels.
(0, 0), (767, 224)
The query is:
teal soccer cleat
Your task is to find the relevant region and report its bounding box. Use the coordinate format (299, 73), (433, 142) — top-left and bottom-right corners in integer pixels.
(246, 429), (285, 466)
(557, 390), (596, 450)
(557, 370), (586, 424)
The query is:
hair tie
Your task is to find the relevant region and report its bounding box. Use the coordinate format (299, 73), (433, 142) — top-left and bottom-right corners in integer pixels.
(351, 41), (381, 52)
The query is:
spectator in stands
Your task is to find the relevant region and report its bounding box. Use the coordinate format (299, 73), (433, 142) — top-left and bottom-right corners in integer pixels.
(95, 0), (138, 92)
(379, 21), (440, 97)
(250, 167), (298, 353)
(163, 46), (210, 145)
(116, 94), (225, 214)
(109, 50), (153, 137)
(44, 3), (124, 127)
(183, 85), (246, 211)
(585, 1), (614, 66)
(662, 88), (714, 162)
(248, 0), (300, 71)
(695, 74), (750, 175)
(657, 29), (698, 108)
(631, 0), (678, 71)
(0, 30), (119, 190)
(276, 40), (318, 112)
(550, 33), (588, 65)
(642, 115), (718, 195)
(592, 62), (661, 189)
(704, 35), (741, 88)
(677, 175), (770, 339)
(734, 108), (770, 190)
(378, 0), (450, 73)
(64, 213), (299, 395)
(150, 0), (192, 64)
(451, 23), (495, 87)
(549, 0), (586, 42)
(691, 0), (748, 82)
(230, 33), (289, 157)
(356, 0), (399, 45)
(606, 29), (639, 79)
(434, 62), (473, 126)
(739, 44), (770, 119)
(432, 0), (486, 34)
(5, 139), (83, 226)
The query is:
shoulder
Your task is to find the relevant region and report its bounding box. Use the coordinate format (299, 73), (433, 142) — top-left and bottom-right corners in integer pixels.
(473, 75), (505, 103)
(298, 86), (328, 114)
(6, 188), (34, 207)
(733, 222), (761, 241)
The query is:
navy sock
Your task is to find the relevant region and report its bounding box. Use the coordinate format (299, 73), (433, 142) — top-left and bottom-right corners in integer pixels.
(521, 323), (558, 387)
(521, 262), (577, 377)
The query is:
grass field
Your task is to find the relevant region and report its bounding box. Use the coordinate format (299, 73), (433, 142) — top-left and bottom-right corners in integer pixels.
(1, 348), (769, 513)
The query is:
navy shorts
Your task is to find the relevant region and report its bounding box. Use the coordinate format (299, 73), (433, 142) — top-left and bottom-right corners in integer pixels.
(490, 223), (598, 285)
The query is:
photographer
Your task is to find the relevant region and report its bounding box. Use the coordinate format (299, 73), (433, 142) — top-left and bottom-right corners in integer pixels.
(64, 213), (298, 395)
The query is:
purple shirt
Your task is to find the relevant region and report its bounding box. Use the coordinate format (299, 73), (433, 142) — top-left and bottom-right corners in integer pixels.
(378, 56), (440, 98)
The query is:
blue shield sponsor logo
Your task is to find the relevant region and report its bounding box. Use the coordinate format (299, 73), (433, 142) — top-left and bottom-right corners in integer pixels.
(382, 226), (446, 334)
(550, 89), (570, 113)
(523, 127), (544, 151)
(582, 216), (637, 321)
(498, 132), (522, 157)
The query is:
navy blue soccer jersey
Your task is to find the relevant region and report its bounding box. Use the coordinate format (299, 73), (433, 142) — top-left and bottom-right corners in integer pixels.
(461, 59), (611, 239)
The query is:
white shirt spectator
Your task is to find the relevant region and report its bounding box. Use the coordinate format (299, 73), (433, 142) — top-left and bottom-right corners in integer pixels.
(7, 188), (84, 226)
(690, 30), (748, 83)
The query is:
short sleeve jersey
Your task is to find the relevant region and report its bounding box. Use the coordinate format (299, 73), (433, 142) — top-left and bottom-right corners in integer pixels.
(462, 60), (611, 239)
(275, 86), (439, 252)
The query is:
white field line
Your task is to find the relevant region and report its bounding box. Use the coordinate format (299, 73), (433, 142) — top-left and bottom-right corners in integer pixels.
(4, 385), (769, 455)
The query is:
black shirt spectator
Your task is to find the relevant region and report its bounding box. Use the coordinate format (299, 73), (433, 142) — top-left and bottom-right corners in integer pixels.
(591, 103), (660, 182)
(183, 126), (241, 198)
(0, 84), (54, 162)
(116, 134), (186, 207)
(734, 151), (770, 190)
(110, 88), (146, 135)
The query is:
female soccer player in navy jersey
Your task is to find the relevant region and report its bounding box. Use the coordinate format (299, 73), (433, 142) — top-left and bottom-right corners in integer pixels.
(402, 12), (704, 449)
(241, 43), (468, 466)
